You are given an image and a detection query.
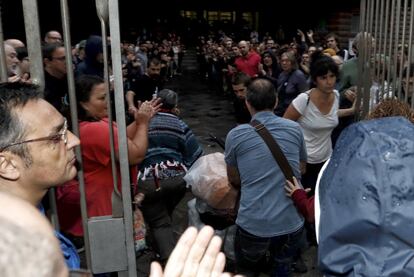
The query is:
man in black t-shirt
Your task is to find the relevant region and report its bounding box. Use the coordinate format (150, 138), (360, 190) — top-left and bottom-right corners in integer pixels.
(126, 57), (163, 115)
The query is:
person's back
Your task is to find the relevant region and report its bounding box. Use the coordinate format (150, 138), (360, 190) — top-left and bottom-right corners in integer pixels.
(226, 115), (305, 234)
(225, 78), (306, 276)
(137, 89), (202, 262)
(318, 116), (414, 276)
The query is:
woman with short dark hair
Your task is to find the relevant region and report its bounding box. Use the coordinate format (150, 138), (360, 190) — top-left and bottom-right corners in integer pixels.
(284, 51), (355, 193)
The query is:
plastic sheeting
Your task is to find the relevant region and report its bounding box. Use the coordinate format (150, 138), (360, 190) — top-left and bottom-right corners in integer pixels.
(318, 117), (414, 276)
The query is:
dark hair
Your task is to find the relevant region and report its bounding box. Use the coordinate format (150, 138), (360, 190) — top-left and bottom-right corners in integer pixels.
(231, 72), (251, 86)
(148, 57), (161, 68)
(262, 51), (277, 65)
(42, 42), (64, 61)
(158, 89), (177, 110)
(15, 47), (28, 61)
(75, 75), (105, 121)
(0, 83), (41, 166)
(325, 33), (339, 43)
(246, 78), (277, 111)
(309, 50), (339, 85)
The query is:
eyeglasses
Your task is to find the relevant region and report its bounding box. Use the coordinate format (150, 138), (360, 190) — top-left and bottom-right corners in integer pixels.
(52, 56), (66, 61)
(0, 118), (68, 152)
(48, 36), (62, 41)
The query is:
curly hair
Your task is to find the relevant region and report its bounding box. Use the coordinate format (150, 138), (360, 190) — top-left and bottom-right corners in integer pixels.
(366, 99), (414, 123)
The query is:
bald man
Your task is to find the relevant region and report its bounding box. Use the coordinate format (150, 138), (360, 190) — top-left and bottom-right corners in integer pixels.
(44, 30), (62, 44)
(4, 39), (25, 49)
(0, 191), (68, 277)
(234, 40), (261, 77)
(4, 43), (20, 82)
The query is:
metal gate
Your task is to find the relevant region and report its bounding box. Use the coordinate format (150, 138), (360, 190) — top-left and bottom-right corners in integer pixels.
(0, 0), (137, 276)
(357, 0), (414, 119)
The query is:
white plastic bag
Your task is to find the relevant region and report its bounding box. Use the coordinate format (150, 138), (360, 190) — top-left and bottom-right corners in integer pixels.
(184, 152), (237, 209)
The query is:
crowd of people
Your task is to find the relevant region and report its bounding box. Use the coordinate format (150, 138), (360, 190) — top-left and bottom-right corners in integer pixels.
(1, 23), (414, 277)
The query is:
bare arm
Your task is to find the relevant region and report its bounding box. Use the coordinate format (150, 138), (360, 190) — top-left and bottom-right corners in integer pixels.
(338, 106), (355, 118)
(338, 89), (356, 117)
(307, 30), (315, 45)
(125, 90), (137, 115)
(227, 165), (241, 190)
(283, 104), (302, 121)
(118, 99), (161, 165)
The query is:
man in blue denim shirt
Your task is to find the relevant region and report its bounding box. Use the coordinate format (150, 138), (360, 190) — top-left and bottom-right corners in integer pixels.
(0, 83), (80, 269)
(225, 78), (307, 276)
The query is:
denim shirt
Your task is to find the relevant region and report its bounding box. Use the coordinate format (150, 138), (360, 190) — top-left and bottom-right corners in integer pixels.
(225, 111), (306, 237)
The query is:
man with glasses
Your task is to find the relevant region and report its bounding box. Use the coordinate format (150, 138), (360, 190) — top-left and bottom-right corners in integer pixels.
(44, 30), (63, 44)
(0, 82), (81, 269)
(43, 42), (69, 113)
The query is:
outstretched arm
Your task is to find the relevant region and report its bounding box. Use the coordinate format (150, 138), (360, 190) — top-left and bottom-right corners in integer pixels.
(285, 177), (315, 223)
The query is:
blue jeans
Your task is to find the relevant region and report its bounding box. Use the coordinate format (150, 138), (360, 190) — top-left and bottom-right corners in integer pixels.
(235, 225), (304, 277)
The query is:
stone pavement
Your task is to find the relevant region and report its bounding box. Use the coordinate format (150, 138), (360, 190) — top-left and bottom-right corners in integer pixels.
(136, 49), (322, 276)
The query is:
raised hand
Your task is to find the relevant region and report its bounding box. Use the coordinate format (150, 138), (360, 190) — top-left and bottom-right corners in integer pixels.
(150, 226), (232, 277)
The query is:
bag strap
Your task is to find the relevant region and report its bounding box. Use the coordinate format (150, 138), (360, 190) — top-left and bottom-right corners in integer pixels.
(250, 119), (294, 183)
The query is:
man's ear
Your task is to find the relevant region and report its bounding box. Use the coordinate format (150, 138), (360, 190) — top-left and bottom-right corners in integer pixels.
(245, 99), (254, 116)
(274, 98), (278, 110)
(0, 154), (20, 181)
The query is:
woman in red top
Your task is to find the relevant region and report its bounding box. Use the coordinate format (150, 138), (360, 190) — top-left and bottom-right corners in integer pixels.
(57, 75), (160, 237)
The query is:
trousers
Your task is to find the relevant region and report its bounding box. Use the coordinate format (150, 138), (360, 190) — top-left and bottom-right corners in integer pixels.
(235, 225), (304, 277)
(137, 175), (187, 261)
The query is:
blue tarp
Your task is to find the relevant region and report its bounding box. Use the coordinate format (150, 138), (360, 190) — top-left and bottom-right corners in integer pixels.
(318, 117), (414, 276)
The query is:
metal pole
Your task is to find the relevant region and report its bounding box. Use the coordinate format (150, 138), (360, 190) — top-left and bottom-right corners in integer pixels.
(356, 0), (366, 120)
(60, 0), (92, 270)
(380, 0), (391, 97)
(397, 0), (408, 99)
(386, 0), (396, 96)
(96, 0), (123, 218)
(377, 0), (385, 87)
(366, 0), (375, 109)
(22, 0), (44, 93)
(108, 0), (137, 276)
(0, 4), (8, 82)
(391, 0), (402, 98)
(409, 0), (414, 107)
(373, 0), (380, 83)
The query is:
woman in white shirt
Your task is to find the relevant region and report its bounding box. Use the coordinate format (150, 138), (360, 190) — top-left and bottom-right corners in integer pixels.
(284, 51), (355, 193)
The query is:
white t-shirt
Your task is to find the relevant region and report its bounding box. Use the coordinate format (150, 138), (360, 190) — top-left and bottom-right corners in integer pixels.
(292, 90), (339, 164)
